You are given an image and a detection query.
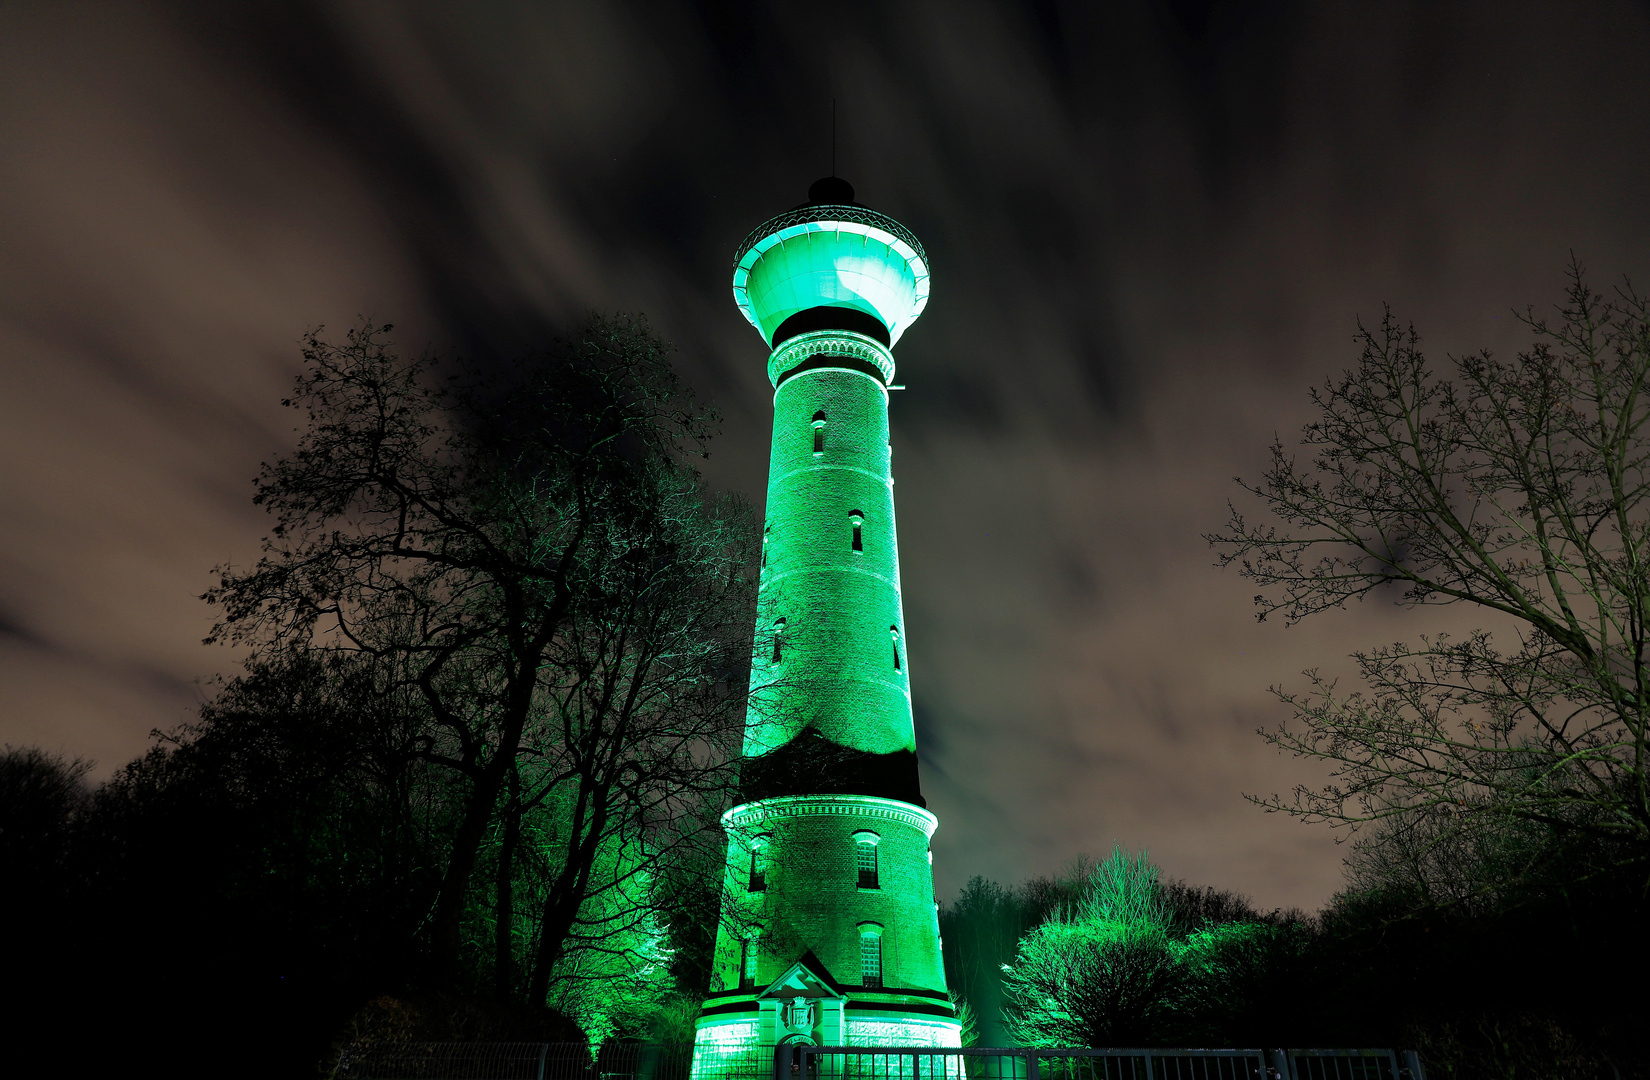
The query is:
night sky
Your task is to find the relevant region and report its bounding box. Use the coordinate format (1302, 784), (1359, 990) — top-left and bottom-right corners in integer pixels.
(3, 1), (1649, 913)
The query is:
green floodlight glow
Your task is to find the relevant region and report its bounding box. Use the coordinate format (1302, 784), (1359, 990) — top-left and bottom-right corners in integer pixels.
(732, 206), (931, 346)
(693, 183), (957, 1078)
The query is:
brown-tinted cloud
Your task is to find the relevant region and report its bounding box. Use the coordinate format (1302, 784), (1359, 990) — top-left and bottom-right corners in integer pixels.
(3, 0), (1648, 911)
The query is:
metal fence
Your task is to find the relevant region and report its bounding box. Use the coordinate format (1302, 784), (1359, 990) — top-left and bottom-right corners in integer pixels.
(331, 1044), (1422, 1080)
(334, 1041), (697, 1080)
(776, 1047), (1425, 1080)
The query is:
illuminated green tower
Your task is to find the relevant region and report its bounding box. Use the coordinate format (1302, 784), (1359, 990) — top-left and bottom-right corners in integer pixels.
(692, 178), (958, 1073)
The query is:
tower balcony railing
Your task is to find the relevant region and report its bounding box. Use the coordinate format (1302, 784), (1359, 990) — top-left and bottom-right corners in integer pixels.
(731, 205), (928, 270)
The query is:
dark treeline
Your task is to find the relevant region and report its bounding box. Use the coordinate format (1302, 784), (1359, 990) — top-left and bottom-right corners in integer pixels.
(0, 653), (725, 1074)
(4, 700), (438, 1074)
(1, 317), (750, 1078)
(16, 715), (1644, 1080)
(942, 839), (1648, 1079)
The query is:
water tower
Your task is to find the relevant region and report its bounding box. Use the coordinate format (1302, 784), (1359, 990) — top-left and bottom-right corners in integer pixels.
(691, 177), (959, 1075)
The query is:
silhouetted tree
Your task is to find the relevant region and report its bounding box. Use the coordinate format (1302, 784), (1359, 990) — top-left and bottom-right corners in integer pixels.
(204, 317), (755, 999)
(940, 877), (1030, 1046)
(1211, 262), (1650, 894)
(0, 746), (89, 927)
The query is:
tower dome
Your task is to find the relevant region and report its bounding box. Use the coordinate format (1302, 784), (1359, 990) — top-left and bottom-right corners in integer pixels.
(731, 178), (931, 355)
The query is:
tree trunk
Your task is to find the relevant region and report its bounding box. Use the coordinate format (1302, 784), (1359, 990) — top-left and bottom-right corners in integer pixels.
(428, 713), (530, 983)
(428, 609), (566, 983)
(495, 767), (522, 1002)
(526, 787), (609, 1004)
(524, 645), (658, 1003)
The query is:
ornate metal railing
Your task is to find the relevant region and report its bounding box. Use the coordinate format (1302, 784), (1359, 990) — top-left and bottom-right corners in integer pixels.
(732, 205), (929, 269)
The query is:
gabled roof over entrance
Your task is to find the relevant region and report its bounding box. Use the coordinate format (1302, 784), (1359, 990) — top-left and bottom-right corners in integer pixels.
(758, 955), (846, 1000)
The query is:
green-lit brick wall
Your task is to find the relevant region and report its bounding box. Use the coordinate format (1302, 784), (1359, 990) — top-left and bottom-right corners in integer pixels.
(748, 361), (913, 759)
(713, 797), (945, 995)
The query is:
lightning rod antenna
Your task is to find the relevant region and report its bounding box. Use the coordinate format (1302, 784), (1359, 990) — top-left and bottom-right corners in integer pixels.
(832, 98), (837, 177)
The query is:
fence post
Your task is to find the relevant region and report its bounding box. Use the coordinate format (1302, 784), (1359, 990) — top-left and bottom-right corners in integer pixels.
(775, 1043), (795, 1080)
(1266, 1049), (1289, 1080)
(1400, 1051), (1425, 1080)
(1025, 1049), (1039, 1080)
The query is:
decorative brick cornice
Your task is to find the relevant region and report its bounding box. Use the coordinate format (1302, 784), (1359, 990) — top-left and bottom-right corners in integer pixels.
(723, 794), (938, 838)
(767, 330), (896, 387)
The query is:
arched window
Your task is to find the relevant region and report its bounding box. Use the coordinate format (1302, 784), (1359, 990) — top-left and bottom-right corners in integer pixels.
(857, 923), (884, 988)
(853, 830), (880, 890)
(890, 626), (901, 672)
(849, 511), (864, 553)
(771, 618), (786, 663)
(740, 926), (763, 990)
(762, 524), (771, 568)
(748, 835), (770, 893)
(812, 410), (827, 455)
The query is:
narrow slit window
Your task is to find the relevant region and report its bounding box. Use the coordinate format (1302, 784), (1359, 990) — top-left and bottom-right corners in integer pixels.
(812, 410), (827, 455)
(771, 618), (786, 663)
(740, 931), (761, 989)
(850, 511), (864, 553)
(748, 836), (769, 893)
(854, 833), (880, 890)
(859, 928), (883, 988)
(762, 525), (770, 568)
(891, 626), (901, 672)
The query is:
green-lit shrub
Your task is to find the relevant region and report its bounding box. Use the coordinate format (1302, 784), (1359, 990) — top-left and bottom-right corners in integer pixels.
(1002, 846), (1189, 1047)
(1003, 918), (1187, 1047)
(999, 846), (1316, 1049)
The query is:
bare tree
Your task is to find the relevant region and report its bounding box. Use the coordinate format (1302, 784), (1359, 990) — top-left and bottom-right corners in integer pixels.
(1210, 262), (1650, 890)
(206, 316), (755, 989)
(516, 474), (752, 1006)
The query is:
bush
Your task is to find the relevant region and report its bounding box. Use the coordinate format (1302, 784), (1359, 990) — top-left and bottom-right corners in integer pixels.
(1003, 847), (1192, 1047)
(999, 846), (1319, 1049)
(1004, 918), (1187, 1048)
